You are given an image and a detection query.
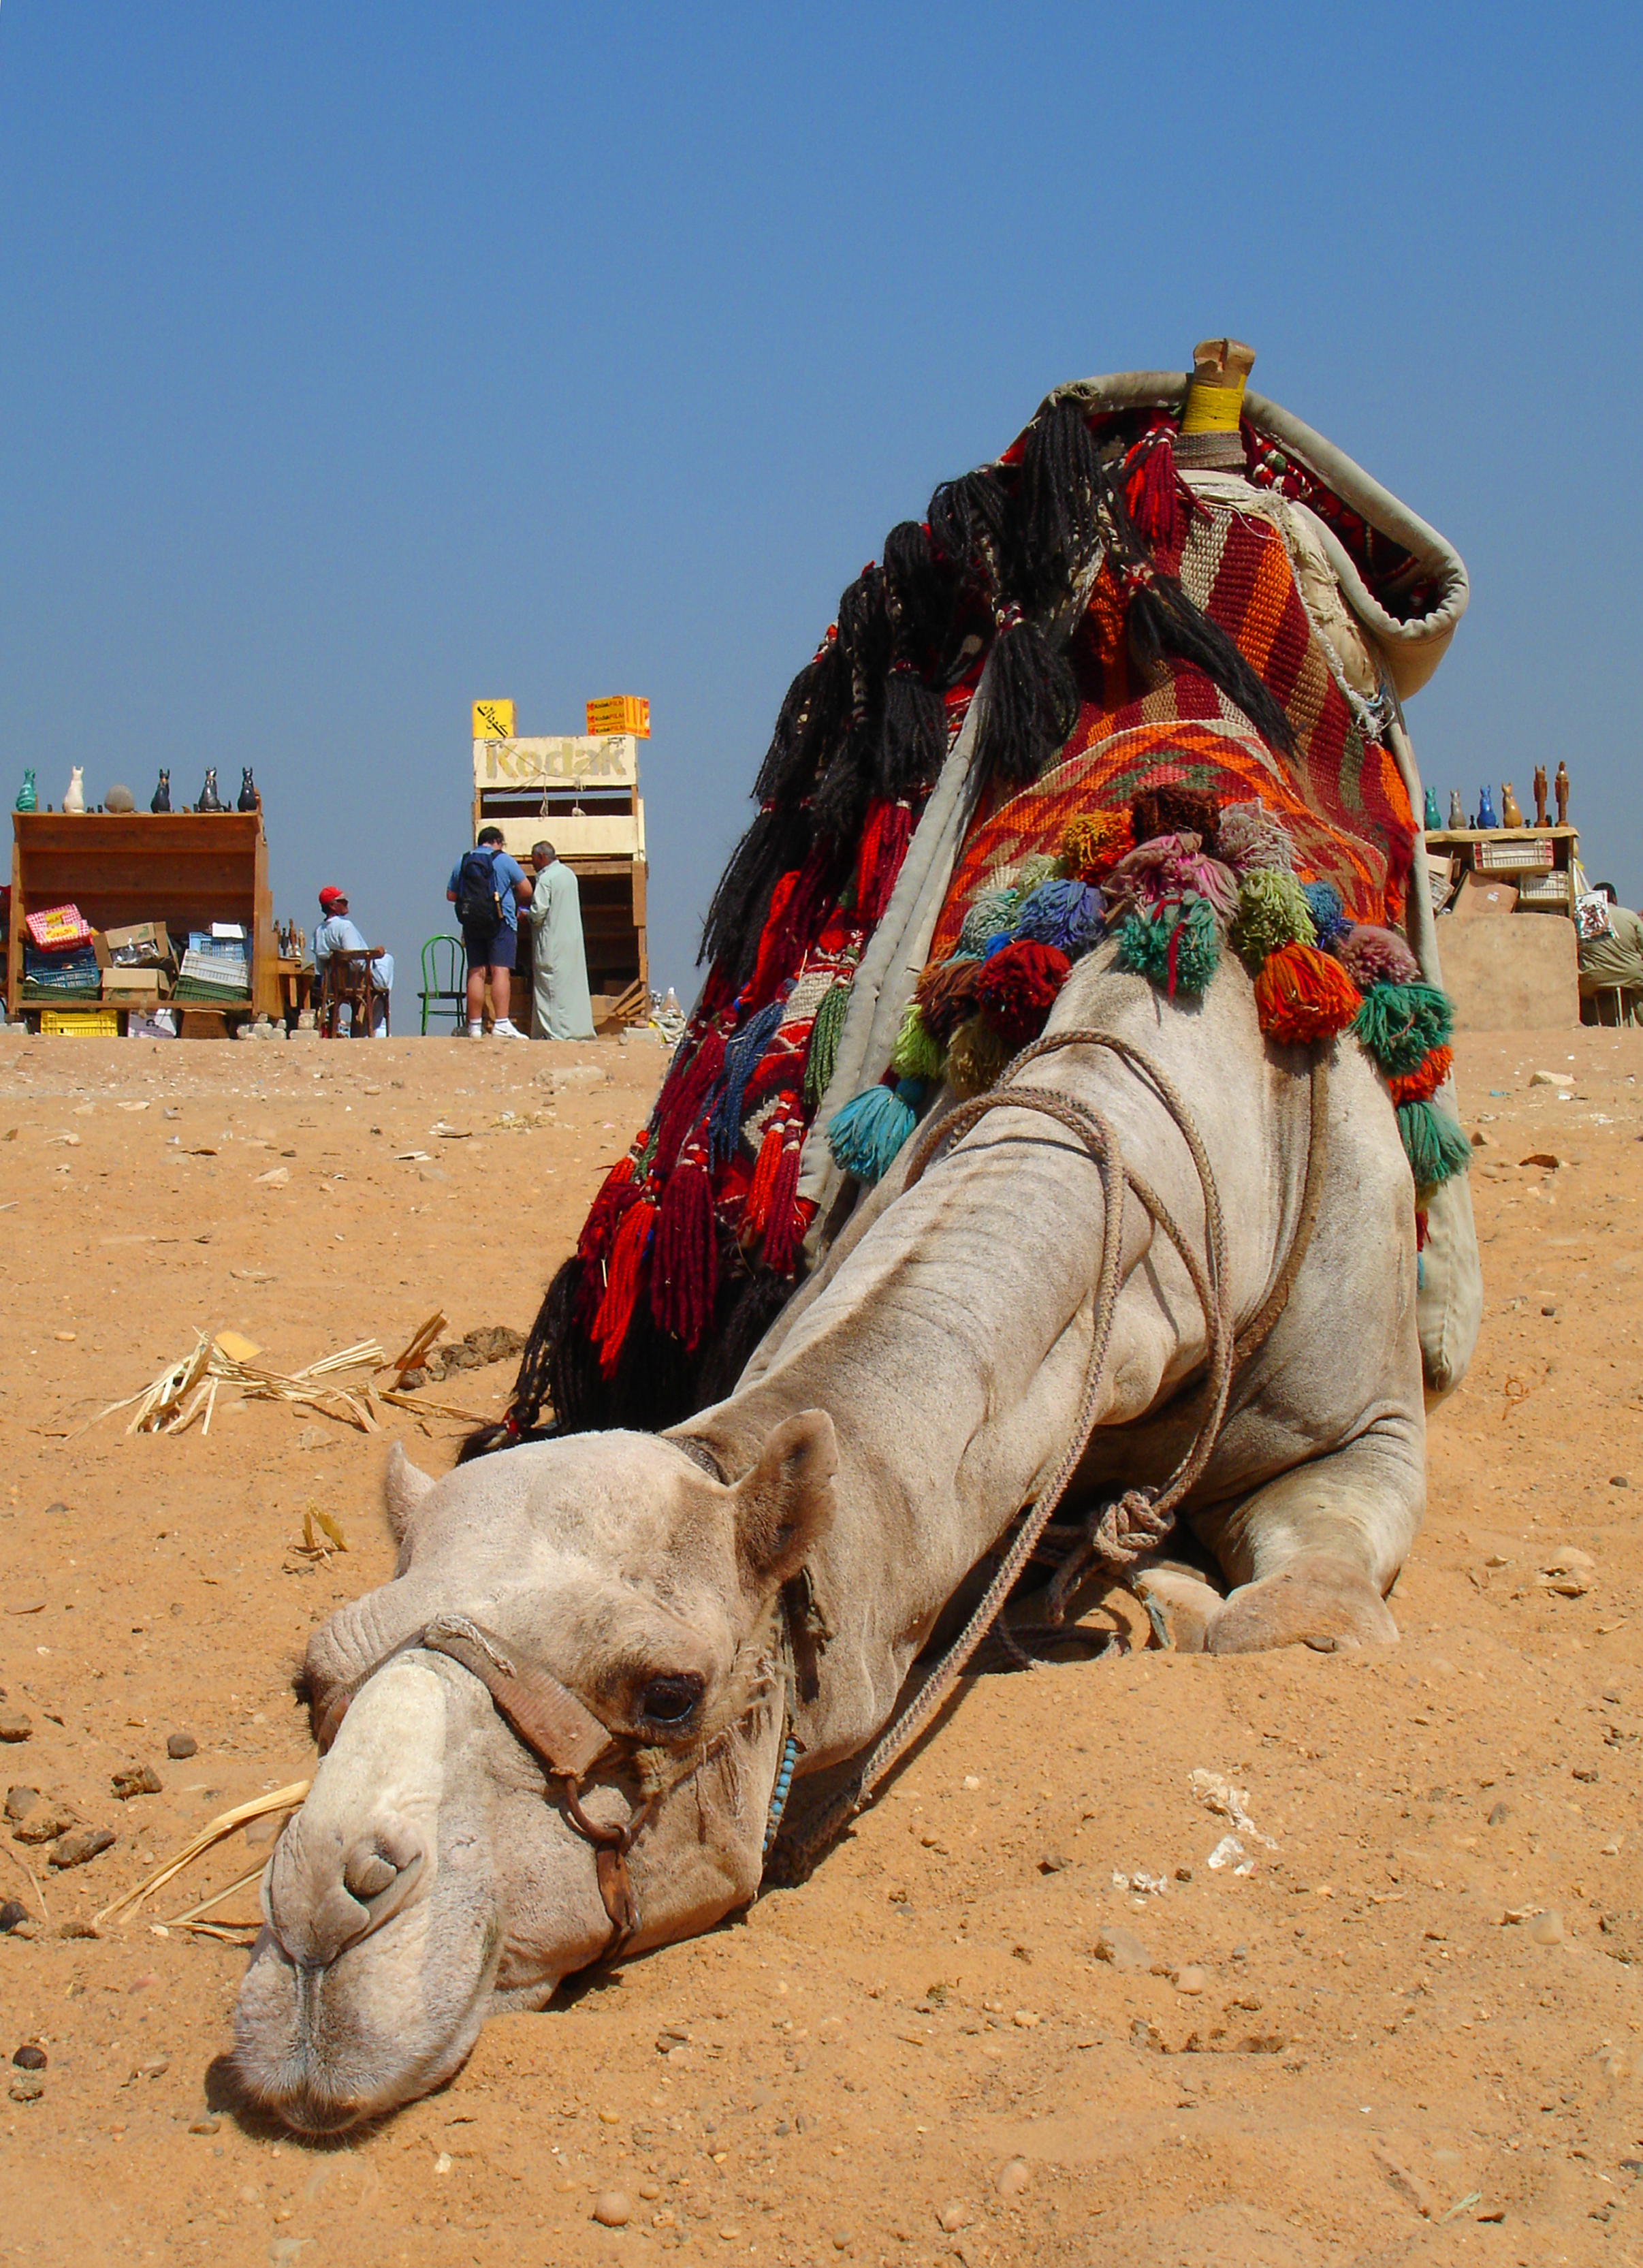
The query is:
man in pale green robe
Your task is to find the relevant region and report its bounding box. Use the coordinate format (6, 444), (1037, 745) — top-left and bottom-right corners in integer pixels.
(528, 842), (596, 1040)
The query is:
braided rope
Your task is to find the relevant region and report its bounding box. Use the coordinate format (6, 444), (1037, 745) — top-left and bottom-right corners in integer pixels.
(769, 1028), (1237, 1878)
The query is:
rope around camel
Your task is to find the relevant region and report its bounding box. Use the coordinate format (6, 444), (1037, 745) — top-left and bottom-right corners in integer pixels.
(769, 1028), (1326, 1878)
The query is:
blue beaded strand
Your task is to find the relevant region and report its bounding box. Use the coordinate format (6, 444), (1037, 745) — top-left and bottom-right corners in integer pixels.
(763, 1733), (799, 1855)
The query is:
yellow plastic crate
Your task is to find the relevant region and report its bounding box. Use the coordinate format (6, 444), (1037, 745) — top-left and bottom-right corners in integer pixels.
(585, 695), (650, 738)
(40, 1007), (120, 1037)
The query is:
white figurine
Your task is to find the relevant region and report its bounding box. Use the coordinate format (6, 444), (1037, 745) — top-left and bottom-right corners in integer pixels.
(62, 766), (86, 814)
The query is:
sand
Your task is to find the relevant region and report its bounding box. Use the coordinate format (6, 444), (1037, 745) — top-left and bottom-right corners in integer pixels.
(0, 1022), (1638, 2265)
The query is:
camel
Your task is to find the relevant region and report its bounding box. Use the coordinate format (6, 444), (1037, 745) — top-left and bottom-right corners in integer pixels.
(234, 938), (1429, 2133)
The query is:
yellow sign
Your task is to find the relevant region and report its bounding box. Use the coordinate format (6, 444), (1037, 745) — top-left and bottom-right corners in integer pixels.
(476, 736), (639, 791)
(471, 698), (516, 742)
(586, 695), (650, 738)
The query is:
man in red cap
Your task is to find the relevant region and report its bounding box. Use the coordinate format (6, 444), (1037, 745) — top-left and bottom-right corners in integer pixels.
(314, 886), (394, 1035)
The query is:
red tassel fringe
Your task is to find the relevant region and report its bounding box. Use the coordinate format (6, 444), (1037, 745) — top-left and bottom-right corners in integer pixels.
(1254, 941), (1362, 1045)
(761, 1129), (811, 1276)
(649, 1146), (718, 1351)
(856, 797), (913, 925)
(741, 1115), (786, 1240)
(591, 1198), (656, 1376)
(652, 1026), (727, 1176)
(1125, 430), (1186, 559)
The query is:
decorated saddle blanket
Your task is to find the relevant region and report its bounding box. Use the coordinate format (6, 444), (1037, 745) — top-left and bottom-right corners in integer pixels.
(490, 373), (1475, 1450)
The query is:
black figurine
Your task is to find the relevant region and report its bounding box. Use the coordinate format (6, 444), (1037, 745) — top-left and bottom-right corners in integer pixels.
(150, 769), (171, 813)
(237, 767), (259, 813)
(196, 767), (224, 813)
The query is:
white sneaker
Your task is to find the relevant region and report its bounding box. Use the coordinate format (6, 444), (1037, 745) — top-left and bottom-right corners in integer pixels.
(466, 1021), (483, 1040)
(492, 1020), (525, 1039)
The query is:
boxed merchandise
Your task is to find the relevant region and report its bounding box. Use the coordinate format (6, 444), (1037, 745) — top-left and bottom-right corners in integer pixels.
(127, 1008), (178, 1040)
(586, 695), (650, 738)
(97, 921), (174, 968)
(102, 966), (168, 1001)
(25, 902), (93, 952)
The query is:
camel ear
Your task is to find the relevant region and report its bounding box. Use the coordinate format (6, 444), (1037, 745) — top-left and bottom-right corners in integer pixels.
(383, 1442), (436, 1543)
(731, 1410), (838, 1596)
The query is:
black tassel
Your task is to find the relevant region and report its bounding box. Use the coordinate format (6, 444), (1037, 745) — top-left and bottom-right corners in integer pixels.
(927, 467), (1008, 573)
(459, 1254), (597, 1459)
(1012, 396), (1113, 603)
(877, 662), (945, 796)
(753, 641), (845, 806)
(882, 519), (953, 656)
(698, 800), (814, 983)
(690, 1267), (801, 1408)
(1128, 578), (1296, 755)
(972, 612), (1081, 785)
(608, 1295), (699, 1432)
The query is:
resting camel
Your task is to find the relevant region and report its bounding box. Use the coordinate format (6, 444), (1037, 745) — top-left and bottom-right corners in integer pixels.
(234, 344), (1477, 2130)
(235, 939), (1431, 2131)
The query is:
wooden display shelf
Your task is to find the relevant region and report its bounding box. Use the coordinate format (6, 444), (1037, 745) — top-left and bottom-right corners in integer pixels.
(7, 812), (277, 1024)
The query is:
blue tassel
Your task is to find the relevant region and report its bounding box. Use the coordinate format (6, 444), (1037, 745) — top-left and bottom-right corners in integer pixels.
(1301, 879), (1348, 947)
(826, 1077), (923, 1183)
(707, 995), (787, 1165)
(1013, 877), (1105, 958)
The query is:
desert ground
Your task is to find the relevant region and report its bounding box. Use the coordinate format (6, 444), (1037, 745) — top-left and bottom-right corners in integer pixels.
(0, 1018), (1638, 2267)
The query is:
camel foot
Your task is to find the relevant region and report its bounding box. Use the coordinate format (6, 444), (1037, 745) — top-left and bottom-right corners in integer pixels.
(1131, 1564), (1224, 1653)
(1207, 1554), (1399, 1656)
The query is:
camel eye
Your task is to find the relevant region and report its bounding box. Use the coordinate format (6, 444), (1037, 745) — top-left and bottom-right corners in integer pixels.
(638, 1673), (704, 1729)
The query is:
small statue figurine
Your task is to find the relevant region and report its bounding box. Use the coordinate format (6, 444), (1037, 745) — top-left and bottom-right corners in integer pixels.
(1447, 789), (1465, 830)
(14, 768), (36, 813)
(151, 768), (171, 813)
(1554, 761), (1570, 825)
(1533, 763), (1548, 827)
(1477, 783), (1499, 830)
(1423, 786), (1442, 832)
(62, 766), (86, 815)
(1500, 781), (1525, 828)
(196, 767), (224, 813)
(237, 766), (259, 813)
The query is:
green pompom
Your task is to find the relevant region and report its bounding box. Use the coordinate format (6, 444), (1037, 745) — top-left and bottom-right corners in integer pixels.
(1230, 866), (1316, 963)
(1354, 981), (1455, 1076)
(1115, 899), (1221, 996)
(958, 887), (1020, 956)
(889, 997), (946, 1082)
(1397, 1097), (1471, 1193)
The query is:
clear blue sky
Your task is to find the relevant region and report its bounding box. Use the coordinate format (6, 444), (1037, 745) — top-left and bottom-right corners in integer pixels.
(3, 3), (1639, 1008)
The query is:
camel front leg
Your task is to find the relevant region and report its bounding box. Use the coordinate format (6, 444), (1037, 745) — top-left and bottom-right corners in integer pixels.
(1166, 1423), (1424, 1653)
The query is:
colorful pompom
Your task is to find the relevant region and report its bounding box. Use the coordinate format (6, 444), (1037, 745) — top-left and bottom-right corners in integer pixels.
(1217, 800), (1298, 875)
(1106, 832), (1238, 920)
(974, 939), (1072, 1050)
(1013, 877), (1106, 958)
(1115, 899), (1222, 996)
(826, 1077), (923, 1184)
(889, 998), (946, 1082)
(914, 953), (985, 1042)
(1300, 879), (1349, 946)
(1230, 866), (1317, 962)
(1388, 1044), (1453, 1106)
(801, 976), (851, 1108)
(1061, 809), (1132, 881)
(1337, 923), (1421, 990)
(1254, 941), (1362, 1044)
(1397, 1098), (1472, 1191)
(957, 887), (1020, 956)
(1353, 981), (1455, 1077)
(946, 1015), (1008, 1096)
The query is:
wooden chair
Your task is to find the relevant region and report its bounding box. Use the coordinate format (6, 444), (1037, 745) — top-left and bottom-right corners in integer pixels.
(319, 948), (387, 1038)
(419, 934), (466, 1034)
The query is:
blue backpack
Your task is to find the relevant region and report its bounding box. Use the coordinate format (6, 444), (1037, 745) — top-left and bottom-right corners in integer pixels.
(456, 847), (504, 930)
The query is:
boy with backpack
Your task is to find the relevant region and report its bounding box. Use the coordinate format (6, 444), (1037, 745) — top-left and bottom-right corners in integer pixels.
(446, 826), (532, 1038)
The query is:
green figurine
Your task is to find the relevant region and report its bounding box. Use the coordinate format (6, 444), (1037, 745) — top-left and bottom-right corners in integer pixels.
(14, 768), (35, 813)
(1422, 786), (1441, 832)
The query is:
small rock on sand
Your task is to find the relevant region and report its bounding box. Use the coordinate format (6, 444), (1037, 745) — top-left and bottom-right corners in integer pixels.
(165, 1733), (197, 1760)
(112, 1764), (162, 1800)
(937, 2201), (970, 2232)
(0, 1902), (28, 1933)
(1528, 1909), (1564, 1946)
(0, 1714), (32, 1744)
(995, 2158), (1030, 2197)
(48, 1825), (115, 1870)
(592, 2191), (632, 2227)
(1093, 1925), (1149, 1972)
(12, 2045), (46, 2069)
(1175, 1966), (1207, 1994)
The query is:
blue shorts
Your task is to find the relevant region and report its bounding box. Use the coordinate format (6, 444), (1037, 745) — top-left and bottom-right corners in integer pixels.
(462, 926), (515, 973)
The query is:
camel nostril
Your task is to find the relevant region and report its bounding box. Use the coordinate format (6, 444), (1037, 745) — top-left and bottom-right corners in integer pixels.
(343, 1844), (402, 1901)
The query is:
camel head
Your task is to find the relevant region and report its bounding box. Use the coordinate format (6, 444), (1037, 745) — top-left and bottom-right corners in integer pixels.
(232, 1415), (837, 2133)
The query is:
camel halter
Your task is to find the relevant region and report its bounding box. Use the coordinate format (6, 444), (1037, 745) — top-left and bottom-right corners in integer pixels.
(314, 1605), (799, 1968)
(766, 1028), (1327, 1879)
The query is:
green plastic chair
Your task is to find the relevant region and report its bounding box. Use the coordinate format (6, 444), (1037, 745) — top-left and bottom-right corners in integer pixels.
(419, 935), (466, 1035)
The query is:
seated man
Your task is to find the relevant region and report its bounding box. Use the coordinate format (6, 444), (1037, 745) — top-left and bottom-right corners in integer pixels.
(1576, 884), (1643, 1024)
(313, 885), (394, 1035)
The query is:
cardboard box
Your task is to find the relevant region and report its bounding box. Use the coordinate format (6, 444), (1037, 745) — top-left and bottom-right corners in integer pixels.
(102, 968), (168, 1001)
(586, 695), (650, 738)
(95, 922), (174, 971)
(126, 1009), (178, 1040)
